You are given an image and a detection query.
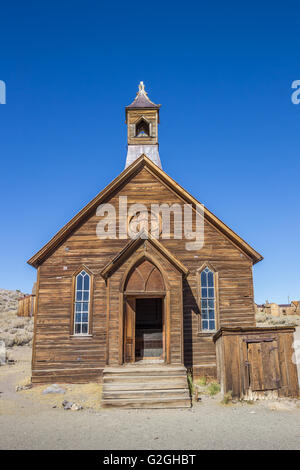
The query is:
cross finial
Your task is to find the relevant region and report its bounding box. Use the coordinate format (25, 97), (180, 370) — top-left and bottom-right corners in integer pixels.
(138, 81), (146, 93)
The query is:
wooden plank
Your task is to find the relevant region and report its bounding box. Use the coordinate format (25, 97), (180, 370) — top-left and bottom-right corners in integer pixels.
(124, 297), (135, 363)
(248, 343), (264, 391)
(261, 341), (280, 390)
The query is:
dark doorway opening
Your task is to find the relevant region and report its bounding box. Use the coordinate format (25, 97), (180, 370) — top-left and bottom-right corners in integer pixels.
(135, 298), (163, 361)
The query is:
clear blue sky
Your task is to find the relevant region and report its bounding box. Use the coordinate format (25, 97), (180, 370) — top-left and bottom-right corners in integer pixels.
(0, 1), (299, 303)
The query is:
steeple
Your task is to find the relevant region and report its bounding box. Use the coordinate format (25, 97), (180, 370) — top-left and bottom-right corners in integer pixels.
(125, 82), (162, 168)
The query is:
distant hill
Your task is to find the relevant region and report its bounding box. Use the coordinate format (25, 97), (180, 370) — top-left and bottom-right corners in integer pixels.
(256, 311), (300, 328)
(0, 288), (27, 313)
(0, 289), (33, 347)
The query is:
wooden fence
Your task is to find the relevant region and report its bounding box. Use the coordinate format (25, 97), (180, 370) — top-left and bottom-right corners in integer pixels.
(17, 295), (36, 317)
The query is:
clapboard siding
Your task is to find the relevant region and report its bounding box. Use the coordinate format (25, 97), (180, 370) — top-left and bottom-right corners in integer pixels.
(214, 327), (299, 399)
(32, 166), (256, 383)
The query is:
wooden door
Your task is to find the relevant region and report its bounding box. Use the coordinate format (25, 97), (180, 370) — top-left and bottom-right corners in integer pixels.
(247, 340), (280, 391)
(124, 297), (135, 363)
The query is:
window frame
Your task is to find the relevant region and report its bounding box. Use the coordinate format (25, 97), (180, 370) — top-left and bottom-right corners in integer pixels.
(197, 263), (219, 334)
(132, 115), (152, 139)
(135, 118), (150, 137)
(71, 266), (94, 337)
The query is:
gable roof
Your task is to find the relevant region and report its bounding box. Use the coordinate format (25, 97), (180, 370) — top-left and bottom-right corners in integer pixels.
(100, 231), (189, 279)
(27, 155), (263, 268)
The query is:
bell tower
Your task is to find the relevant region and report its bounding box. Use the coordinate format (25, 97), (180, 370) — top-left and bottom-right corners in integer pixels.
(125, 82), (161, 168)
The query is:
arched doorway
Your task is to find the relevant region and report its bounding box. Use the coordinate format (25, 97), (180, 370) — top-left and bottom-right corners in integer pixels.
(123, 259), (166, 363)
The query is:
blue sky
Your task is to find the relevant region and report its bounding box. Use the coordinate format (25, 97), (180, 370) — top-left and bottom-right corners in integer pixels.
(0, 1), (299, 303)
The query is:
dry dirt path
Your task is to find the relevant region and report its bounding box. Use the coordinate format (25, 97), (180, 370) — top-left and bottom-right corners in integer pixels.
(0, 347), (300, 450)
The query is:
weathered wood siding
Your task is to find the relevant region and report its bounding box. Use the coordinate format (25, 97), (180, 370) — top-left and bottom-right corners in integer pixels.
(214, 327), (299, 399)
(32, 167), (256, 383)
(18, 295), (36, 317)
(127, 109), (158, 145)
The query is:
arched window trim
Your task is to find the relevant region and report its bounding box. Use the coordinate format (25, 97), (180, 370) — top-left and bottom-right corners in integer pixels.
(135, 117), (150, 138)
(132, 115), (152, 139)
(197, 263), (219, 333)
(70, 266), (94, 337)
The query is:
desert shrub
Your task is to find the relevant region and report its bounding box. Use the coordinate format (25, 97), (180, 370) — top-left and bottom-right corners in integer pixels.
(25, 321), (34, 333)
(11, 318), (27, 329)
(196, 377), (207, 386)
(1, 333), (15, 347)
(0, 306), (33, 348)
(207, 382), (221, 396)
(9, 328), (18, 334)
(221, 391), (232, 405)
(256, 312), (300, 328)
(187, 372), (194, 395)
(14, 332), (32, 346)
(256, 313), (267, 323)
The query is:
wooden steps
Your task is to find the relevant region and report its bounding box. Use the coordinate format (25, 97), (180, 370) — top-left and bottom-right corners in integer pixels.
(102, 365), (191, 409)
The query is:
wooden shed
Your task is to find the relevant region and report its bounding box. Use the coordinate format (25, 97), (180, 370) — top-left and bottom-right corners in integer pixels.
(214, 327), (299, 400)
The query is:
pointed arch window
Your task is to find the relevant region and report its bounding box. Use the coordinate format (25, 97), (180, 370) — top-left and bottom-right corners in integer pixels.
(73, 270), (91, 335)
(135, 118), (150, 137)
(199, 266), (217, 332)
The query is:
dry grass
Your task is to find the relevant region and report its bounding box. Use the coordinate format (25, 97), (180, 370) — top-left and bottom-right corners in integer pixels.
(256, 313), (300, 327)
(16, 375), (32, 388)
(195, 377), (207, 387)
(0, 309), (33, 347)
(21, 382), (103, 410)
(193, 378), (222, 400)
(207, 382), (221, 396)
(221, 391), (233, 405)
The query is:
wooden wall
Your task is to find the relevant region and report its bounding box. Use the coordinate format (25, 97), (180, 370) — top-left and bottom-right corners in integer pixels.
(127, 109), (158, 145)
(32, 166), (256, 383)
(18, 295), (36, 317)
(106, 241), (184, 366)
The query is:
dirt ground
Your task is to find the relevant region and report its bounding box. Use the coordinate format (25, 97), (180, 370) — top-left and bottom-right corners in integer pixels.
(0, 347), (300, 450)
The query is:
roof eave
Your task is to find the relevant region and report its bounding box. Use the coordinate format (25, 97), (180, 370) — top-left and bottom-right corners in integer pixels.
(27, 154), (263, 268)
(125, 105), (161, 124)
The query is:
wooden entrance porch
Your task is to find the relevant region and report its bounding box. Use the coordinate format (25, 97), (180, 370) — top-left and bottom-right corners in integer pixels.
(99, 236), (190, 408)
(100, 235), (189, 368)
(101, 363), (191, 408)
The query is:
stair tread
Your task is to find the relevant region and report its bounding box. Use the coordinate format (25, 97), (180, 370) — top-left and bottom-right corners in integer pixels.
(102, 403), (191, 409)
(103, 376), (187, 380)
(104, 368), (186, 375)
(104, 383), (187, 390)
(103, 389), (189, 396)
(101, 365), (190, 409)
(102, 397), (191, 403)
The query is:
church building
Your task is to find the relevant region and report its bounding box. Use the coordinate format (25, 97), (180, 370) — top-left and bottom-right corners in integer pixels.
(28, 83), (298, 407)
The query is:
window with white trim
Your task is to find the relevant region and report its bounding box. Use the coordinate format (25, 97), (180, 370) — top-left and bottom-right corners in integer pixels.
(74, 270), (90, 335)
(200, 267), (216, 331)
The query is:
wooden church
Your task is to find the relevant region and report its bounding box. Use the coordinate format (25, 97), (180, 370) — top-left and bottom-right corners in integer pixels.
(28, 83), (299, 407)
